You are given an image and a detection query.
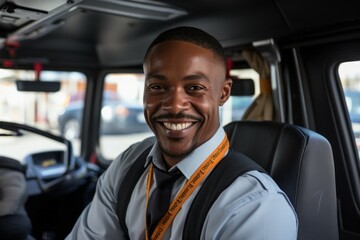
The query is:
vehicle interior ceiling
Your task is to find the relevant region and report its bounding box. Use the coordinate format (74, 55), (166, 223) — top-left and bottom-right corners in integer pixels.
(0, 0), (358, 69)
(0, 0), (358, 121)
(1, 0), (360, 239)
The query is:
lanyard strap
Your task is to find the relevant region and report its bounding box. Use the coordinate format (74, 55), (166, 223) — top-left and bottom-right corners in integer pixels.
(145, 135), (230, 240)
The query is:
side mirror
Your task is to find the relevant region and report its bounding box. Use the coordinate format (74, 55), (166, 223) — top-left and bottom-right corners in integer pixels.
(230, 77), (255, 96)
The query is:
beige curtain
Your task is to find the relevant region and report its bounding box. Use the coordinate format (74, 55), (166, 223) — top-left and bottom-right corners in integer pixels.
(241, 49), (276, 121)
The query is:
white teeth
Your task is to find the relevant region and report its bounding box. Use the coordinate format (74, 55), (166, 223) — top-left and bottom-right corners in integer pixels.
(163, 122), (192, 131)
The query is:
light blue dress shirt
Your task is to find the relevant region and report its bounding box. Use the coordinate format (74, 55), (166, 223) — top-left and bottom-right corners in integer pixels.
(66, 127), (298, 240)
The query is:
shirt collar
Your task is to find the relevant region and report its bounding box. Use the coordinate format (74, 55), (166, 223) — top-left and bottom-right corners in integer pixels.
(145, 127), (226, 179)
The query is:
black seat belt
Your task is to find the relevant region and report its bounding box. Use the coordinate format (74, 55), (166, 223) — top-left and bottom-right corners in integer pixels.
(116, 147), (264, 239)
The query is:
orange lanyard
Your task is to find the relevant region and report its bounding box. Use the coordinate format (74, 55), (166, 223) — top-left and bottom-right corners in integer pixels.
(145, 135), (230, 240)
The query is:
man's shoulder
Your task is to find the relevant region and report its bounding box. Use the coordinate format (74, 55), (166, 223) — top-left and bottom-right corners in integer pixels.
(243, 170), (282, 193)
(212, 169), (293, 217)
(223, 150), (281, 193)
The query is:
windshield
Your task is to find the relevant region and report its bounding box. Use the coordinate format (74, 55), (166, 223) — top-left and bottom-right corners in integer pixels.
(0, 69), (86, 156)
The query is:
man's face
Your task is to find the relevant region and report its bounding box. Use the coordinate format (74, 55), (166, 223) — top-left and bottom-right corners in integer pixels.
(143, 40), (232, 166)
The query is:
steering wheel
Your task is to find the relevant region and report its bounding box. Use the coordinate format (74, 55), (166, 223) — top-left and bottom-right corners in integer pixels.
(0, 121), (86, 193)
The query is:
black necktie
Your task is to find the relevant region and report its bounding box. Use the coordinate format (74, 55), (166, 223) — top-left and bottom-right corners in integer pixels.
(146, 164), (182, 236)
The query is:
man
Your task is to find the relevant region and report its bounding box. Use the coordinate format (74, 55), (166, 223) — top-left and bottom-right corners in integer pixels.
(66, 26), (298, 239)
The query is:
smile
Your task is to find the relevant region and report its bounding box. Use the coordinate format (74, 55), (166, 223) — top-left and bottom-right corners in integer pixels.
(163, 122), (193, 131)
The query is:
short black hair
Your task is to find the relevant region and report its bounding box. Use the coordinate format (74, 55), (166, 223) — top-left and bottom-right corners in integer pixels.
(144, 26), (226, 69)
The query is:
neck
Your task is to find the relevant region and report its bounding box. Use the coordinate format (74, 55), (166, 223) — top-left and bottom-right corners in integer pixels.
(162, 154), (183, 169)
(159, 145), (196, 169)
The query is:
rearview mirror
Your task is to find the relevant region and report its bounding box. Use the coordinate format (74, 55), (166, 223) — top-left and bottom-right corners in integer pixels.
(16, 80), (61, 92)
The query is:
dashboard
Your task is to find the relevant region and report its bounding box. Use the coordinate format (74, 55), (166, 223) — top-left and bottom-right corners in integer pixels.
(26, 151), (67, 180)
(0, 121), (87, 196)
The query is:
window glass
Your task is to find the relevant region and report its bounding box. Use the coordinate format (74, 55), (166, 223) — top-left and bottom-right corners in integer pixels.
(100, 70), (259, 161)
(99, 73), (153, 160)
(0, 69), (86, 156)
(220, 69), (259, 126)
(339, 61), (360, 153)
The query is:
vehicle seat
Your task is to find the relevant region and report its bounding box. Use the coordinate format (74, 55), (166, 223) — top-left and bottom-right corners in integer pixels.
(0, 156), (32, 240)
(224, 120), (338, 240)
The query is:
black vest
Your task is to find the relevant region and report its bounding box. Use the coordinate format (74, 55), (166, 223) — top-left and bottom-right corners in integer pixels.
(116, 146), (265, 240)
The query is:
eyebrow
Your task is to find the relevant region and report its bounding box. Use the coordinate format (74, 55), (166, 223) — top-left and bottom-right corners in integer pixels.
(145, 73), (166, 81)
(183, 73), (210, 83)
(145, 72), (211, 83)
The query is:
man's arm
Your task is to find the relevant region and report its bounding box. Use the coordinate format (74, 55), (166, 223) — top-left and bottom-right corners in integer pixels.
(66, 137), (155, 240)
(65, 152), (128, 239)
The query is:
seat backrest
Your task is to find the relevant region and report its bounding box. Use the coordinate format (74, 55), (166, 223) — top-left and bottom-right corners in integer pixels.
(224, 121), (338, 240)
(0, 156), (32, 240)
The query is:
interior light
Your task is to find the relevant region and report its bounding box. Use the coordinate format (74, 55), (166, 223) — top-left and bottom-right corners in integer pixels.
(79, 0), (187, 21)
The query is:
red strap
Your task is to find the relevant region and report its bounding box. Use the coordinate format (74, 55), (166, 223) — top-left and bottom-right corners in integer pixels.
(34, 63), (42, 80)
(226, 57), (232, 78)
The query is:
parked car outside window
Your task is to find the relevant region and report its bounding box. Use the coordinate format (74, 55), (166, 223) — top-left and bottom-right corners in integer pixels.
(58, 91), (150, 140)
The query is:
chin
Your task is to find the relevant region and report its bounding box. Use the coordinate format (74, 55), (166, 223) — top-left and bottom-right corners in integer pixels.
(160, 143), (196, 161)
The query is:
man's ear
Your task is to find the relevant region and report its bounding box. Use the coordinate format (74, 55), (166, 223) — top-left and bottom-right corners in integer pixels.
(219, 78), (232, 106)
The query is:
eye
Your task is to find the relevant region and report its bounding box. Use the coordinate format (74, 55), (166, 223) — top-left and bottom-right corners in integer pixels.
(187, 85), (205, 92)
(148, 83), (166, 91)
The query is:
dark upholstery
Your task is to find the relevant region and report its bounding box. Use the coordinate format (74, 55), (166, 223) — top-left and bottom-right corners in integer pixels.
(224, 121), (338, 240)
(0, 156), (32, 240)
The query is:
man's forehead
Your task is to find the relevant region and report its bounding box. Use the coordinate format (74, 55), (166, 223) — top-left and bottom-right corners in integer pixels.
(149, 40), (210, 54)
(144, 40), (223, 68)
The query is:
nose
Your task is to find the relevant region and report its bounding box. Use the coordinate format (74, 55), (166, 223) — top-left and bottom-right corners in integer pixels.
(162, 88), (189, 114)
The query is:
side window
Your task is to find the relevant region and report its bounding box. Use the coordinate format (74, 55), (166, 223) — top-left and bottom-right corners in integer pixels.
(220, 68), (260, 126)
(99, 73), (153, 160)
(0, 69), (86, 156)
(338, 61), (360, 154)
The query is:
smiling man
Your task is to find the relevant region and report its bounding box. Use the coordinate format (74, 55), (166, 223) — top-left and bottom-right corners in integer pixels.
(143, 38), (231, 167)
(66, 26), (298, 240)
